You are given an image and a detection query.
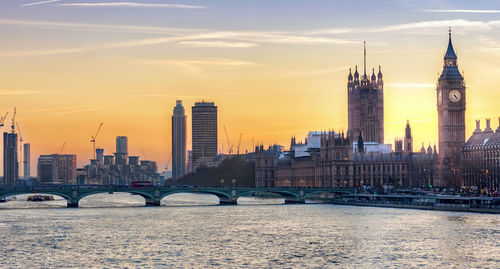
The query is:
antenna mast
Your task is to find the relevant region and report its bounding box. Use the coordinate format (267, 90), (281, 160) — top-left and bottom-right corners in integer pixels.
(363, 41), (367, 77)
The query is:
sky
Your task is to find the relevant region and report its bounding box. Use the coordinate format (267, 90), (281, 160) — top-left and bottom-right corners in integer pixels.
(1, 0), (500, 173)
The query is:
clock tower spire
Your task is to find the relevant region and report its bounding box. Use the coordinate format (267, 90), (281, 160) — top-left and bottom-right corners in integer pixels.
(436, 28), (466, 187)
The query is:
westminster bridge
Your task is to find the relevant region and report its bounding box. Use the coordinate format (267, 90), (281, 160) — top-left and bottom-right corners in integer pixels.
(0, 186), (352, 207)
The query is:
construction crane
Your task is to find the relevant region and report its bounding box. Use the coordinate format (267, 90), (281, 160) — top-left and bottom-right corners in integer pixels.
(58, 142), (66, 154)
(16, 122), (24, 175)
(223, 125), (233, 155)
(0, 112), (8, 128)
(165, 152), (172, 171)
(10, 107), (16, 133)
(141, 149), (147, 160)
(237, 133), (242, 155)
(90, 123), (103, 159)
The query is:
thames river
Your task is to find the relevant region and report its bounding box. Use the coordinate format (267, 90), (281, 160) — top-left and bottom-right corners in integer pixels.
(0, 193), (498, 268)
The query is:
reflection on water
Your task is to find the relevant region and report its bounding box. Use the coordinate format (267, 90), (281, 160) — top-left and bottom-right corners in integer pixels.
(0, 204), (498, 268)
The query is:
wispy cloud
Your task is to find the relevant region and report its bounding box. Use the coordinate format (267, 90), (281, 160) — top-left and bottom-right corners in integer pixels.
(56, 105), (107, 115)
(178, 40), (258, 48)
(25, 105), (100, 113)
(21, 0), (61, 7)
(0, 90), (57, 95)
(0, 19), (200, 35)
(58, 2), (206, 9)
(372, 19), (500, 32)
(423, 9), (500, 14)
(139, 58), (259, 75)
(385, 83), (435, 88)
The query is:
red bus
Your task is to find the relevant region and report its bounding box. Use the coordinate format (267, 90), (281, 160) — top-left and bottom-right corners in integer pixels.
(130, 181), (154, 188)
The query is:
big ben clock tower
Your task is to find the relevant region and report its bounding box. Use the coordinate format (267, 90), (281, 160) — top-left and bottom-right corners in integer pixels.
(436, 29), (466, 187)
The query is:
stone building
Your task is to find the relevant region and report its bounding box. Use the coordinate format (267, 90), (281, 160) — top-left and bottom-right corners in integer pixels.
(462, 119), (500, 191)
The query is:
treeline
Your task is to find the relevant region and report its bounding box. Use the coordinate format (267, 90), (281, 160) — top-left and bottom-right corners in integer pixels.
(171, 159), (255, 187)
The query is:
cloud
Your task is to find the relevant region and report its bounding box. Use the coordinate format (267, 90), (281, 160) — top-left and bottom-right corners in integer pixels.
(0, 19), (200, 35)
(178, 40), (258, 48)
(0, 90), (58, 95)
(139, 58), (259, 75)
(371, 19), (500, 32)
(423, 9), (500, 14)
(56, 105), (107, 115)
(21, 0), (61, 7)
(58, 2), (206, 9)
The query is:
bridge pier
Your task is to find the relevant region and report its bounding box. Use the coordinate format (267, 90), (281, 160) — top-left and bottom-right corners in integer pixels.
(67, 202), (79, 208)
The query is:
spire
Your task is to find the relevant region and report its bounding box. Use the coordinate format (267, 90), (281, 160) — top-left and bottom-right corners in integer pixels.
(497, 117), (500, 133)
(371, 68), (376, 81)
(377, 65), (382, 79)
(348, 68), (353, 80)
(420, 143), (426, 153)
(363, 41), (367, 77)
(358, 132), (364, 154)
(444, 27), (457, 60)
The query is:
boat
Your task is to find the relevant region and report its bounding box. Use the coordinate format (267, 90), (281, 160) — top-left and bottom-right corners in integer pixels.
(27, 195), (55, 202)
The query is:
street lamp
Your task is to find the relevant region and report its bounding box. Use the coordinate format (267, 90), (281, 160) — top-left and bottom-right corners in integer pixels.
(220, 179), (225, 188)
(285, 179), (290, 188)
(299, 179), (304, 189)
(232, 178), (237, 188)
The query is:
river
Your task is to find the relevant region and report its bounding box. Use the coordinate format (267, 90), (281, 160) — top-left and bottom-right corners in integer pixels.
(0, 193), (498, 268)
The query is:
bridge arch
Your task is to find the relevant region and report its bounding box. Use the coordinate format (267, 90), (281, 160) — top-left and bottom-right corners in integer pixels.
(237, 190), (300, 201)
(0, 191), (74, 205)
(159, 190), (231, 203)
(76, 190), (154, 205)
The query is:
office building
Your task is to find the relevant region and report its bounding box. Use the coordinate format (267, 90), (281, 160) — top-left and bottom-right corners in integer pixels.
(37, 154), (77, 185)
(23, 143), (30, 179)
(3, 132), (19, 188)
(172, 100), (186, 179)
(192, 101), (218, 169)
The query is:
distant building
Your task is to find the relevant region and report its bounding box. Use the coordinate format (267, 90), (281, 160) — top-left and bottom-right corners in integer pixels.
(96, 148), (104, 163)
(116, 136), (128, 155)
(23, 143), (30, 179)
(3, 132), (19, 188)
(128, 156), (139, 166)
(192, 101), (218, 169)
(256, 130), (437, 189)
(37, 154), (77, 185)
(172, 100), (186, 179)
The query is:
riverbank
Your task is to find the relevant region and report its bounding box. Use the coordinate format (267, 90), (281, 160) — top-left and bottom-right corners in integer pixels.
(333, 194), (500, 213)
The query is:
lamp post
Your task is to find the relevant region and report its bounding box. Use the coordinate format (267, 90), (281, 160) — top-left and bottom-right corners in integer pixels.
(220, 179), (225, 188)
(285, 179), (290, 188)
(232, 178), (237, 189)
(299, 179), (304, 189)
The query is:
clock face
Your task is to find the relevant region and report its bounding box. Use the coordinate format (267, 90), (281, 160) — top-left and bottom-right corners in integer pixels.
(449, 90), (461, 102)
(437, 90), (442, 105)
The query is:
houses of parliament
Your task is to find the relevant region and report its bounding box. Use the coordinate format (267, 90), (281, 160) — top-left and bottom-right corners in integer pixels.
(255, 31), (500, 192)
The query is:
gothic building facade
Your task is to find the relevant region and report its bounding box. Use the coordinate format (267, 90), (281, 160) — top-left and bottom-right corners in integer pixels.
(436, 31), (467, 187)
(255, 32), (498, 192)
(347, 43), (384, 144)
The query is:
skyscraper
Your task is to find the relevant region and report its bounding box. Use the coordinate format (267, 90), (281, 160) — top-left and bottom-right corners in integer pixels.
(192, 101), (218, 168)
(115, 136), (128, 165)
(347, 42), (384, 144)
(436, 30), (466, 187)
(23, 143), (30, 179)
(116, 136), (128, 154)
(3, 132), (18, 188)
(172, 100), (186, 179)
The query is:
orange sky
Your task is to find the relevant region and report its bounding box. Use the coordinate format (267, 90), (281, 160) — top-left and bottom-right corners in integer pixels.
(1, 1), (500, 173)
